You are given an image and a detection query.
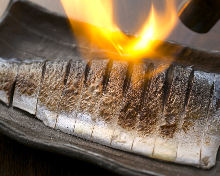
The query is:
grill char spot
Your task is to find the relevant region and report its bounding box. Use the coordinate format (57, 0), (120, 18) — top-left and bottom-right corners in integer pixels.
(139, 63), (154, 106)
(184, 68), (194, 109)
(208, 83), (215, 113)
(162, 65), (174, 113)
(102, 59), (113, 92)
(160, 124), (177, 137)
(84, 60), (91, 86)
(41, 61), (47, 83)
(63, 60), (72, 86)
(123, 63), (134, 96)
(216, 82), (220, 111)
(9, 75), (17, 107)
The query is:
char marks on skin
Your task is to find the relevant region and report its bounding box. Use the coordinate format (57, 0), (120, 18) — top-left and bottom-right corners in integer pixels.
(91, 61), (128, 145)
(55, 59), (87, 134)
(160, 65), (192, 138)
(200, 76), (219, 168)
(0, 58), (220, 168)
(162, 65), (174, 115)
(83, 60), (92, 86)
(13, 61), (45, 115)
(36, 60), (69, 128)
(102, 59), (113, 92)
(76, 59), (108, 116)
(182, 71), (212, 132)
(38, 60), (69, 112)
(58, 59), (86, 114)
(117, 63), (146, 131)
(96, 61), (128, 123)
(150, 65), (192, 162)
(110, 62), (144, 151)
(137, 63), (166, 136)
(14, 62), (43, 96)
(132, 62), (167, 157)
(176, 71), (214, 166)
(215, 75), (220, 111)
(0, 60), (19, 106)
(73, 59), (109, 139)
(183, 69), (194, 111)
(122, 63), (134, 96)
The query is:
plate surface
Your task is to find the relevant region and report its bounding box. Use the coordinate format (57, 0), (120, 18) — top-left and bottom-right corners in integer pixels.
(0, 1), (220, 175)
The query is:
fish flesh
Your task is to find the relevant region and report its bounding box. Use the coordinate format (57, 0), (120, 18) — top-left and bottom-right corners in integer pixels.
(0, 57), (219, 169)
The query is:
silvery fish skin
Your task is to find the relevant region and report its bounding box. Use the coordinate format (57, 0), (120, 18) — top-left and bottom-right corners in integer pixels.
(0, 57), (219, 169)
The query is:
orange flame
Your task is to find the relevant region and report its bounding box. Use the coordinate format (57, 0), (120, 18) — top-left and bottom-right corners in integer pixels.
(61, 0), (177, 62)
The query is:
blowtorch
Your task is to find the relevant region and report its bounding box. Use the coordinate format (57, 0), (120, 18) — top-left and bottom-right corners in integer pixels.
(179, 0), (220, 33)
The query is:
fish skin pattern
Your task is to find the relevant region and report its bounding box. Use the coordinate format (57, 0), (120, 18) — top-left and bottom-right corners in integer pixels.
(0, 57), (219, 169)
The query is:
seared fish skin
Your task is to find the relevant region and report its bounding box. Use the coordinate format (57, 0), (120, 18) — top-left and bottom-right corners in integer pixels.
(0, 57), (219, 169)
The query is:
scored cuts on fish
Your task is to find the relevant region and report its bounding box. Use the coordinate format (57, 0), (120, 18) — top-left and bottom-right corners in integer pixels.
(0, 57), (219, 169)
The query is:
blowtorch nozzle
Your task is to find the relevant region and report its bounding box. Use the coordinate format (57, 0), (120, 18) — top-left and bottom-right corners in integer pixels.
(179, 0), (220, 33)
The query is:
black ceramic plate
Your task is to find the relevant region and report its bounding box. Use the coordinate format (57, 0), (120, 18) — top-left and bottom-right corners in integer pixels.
(0, 1), (220, 176)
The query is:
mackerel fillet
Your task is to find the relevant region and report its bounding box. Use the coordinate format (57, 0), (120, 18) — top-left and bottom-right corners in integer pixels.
(0, 57), (219, 169)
